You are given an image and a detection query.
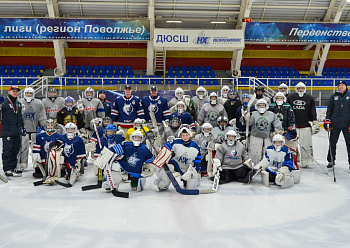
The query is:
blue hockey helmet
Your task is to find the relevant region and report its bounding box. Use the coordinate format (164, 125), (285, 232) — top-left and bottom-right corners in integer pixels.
(64, 96), (75, 111)
(105, 123), (117, 139)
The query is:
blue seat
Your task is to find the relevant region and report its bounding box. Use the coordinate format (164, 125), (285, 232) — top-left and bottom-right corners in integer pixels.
(11, 65), (17, 70)
(241, 66), (247, 71)
(38, 65), (44, 70)
(200, 66), (206, 71)
(206, 66), (212, 71)
(271, 66), (276, 71)
(194, 66), (199, 71)
(126, 66), (131, 71)
(259, 66), (265, 71)
(175, 66), (180, 71)
(119, 66), (125, 71)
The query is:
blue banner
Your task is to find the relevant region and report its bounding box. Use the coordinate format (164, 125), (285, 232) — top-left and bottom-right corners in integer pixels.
(0, 18), (150, 40)
(245, 22), (350, 43)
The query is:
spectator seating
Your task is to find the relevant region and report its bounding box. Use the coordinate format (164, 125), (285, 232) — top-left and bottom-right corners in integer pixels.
(0, 65), (44, 85)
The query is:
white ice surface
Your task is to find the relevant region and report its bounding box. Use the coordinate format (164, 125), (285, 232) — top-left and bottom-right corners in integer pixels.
(1, 129), (350, 248)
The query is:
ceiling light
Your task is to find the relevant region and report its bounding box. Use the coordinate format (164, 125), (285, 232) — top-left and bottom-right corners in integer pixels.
(211, 21), (227, 24)
(166, 20), (182, 23)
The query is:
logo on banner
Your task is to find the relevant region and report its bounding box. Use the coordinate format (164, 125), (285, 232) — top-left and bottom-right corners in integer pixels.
(193, 31), (210, 46)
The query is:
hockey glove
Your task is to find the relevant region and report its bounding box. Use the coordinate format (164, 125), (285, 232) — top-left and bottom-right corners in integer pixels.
(0, 96), (4, 104)
(311, 120), (320, 134)
(324, 119), (331, 131)
(22, 125), (27, 136)
(49, 140), (64, 150)
(276, 166), (291, 183)
(141, 163), (156, 178)
(213, 158), (222, 175)
(229, 118), (236, 127)
(285, 129), (297, 141)
(181, 170), (196, 181)
(243, 158), (254, 169)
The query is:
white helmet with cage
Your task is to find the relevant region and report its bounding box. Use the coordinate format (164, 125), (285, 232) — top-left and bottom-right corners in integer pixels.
(133, 118), (143, 130)
(225, 130), (237, 146)
(178, 124), (192, 138)
(274, 92), (287, 106)
(175, 101), (187, 114)
(84, 87), (94, 101)
(295, 82), (306, 97)
(255, 99), (268, 114)
(278, 83), (288, 95)
(272, 134), (285, 151)
(130, 130), (144, 146)
(201, 122), (213, 137)
(196, 86), (207, 100)
(209, 92), (218, 105)
(221, 85), (230, 98)
(65, 122), (77, 140)
(175, 87), (184, 100)
(24, 87), (35, 103)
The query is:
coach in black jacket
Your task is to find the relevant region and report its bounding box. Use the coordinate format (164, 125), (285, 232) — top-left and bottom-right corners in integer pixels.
(324, 81), (350, 168)
(0, 86), (26, 177)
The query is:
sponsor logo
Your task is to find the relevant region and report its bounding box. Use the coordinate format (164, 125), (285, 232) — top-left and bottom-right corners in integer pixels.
(193, 31), (210, 46)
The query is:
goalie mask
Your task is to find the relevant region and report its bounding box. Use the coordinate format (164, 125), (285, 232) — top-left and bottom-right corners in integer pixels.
(295, 82), (306, 97)
(169, 116), (182, 131)
(272, 134), (285, 152)
(201, 122), (213, 137)
(209, 92), (218, 105)
(102, 116), (112, 128)
(242, 93), (251, 106)
(274, 92), (286, 106)
(105, 123), (117, 140)
(228, 90), (238, 102)
(178, 124), (192, 143)
(84, 87), (94, 101)
(65, 122), (77, 140)
(255, 99), (268, 114)
(255, 86), (265, 99)
(217, 116), (228, 131)
(130, 130), (144, 147)
(278, 83), (288, 95)
(64, 96), (75, 111)
(221, 86), (230, 98)
(24, 87), (35, 103)
(134, 118), (143, 130)
(45, 119), (56, 136)
(48, 87), (58, 101)
(175, 87), (184, 101)
(175, 101), (186, 114)
(196, 86), (207, 100)
(225, 130), (237, 146)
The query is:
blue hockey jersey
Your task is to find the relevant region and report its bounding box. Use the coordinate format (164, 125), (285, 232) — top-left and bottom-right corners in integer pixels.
(111, 95), (144, 128)
(59, 135), (86, 169)
(33, 132), (62, 163)
(90, 126), (105, 144)
(264, 145), (294, 175)
(164, 139), (201, 174)
(94, 134), (125, 158)
(142, 96), (171, 124)
(171, 112), (196, 130)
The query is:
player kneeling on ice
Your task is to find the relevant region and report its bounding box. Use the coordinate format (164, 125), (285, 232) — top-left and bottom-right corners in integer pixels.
(153, 125), (201, 191)
(254, 134), (301, 188)
(213, 130), (255, 184)
(94, 130), (155, 192)
(46, 122), (86, 186)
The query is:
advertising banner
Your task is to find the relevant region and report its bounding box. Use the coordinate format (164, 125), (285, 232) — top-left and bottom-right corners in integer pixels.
(154, 29), (244, 50)
(245, 22), (350, 43)
(0, 18), (150, 40)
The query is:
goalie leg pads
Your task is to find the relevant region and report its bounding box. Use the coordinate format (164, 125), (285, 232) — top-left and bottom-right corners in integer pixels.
(141, 163), (156, 178)
(261, 171), (270, 187)
(44, 148), (64, 184)
(103, 170), (122, 191)
(277, 174), (294, 189)
(94, 147), (114, 170)
(135, 178), (146, 192)
(292, 170), (301, 184)
(154, 167), (171, 191)
(185, 172), (201, 190)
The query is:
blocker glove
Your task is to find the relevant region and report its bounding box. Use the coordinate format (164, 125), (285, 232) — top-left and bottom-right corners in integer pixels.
(324, 119), (331, 131)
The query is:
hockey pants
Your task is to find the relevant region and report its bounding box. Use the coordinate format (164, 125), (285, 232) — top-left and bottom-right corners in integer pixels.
(219, 167), (253, 184)
(248, 136), (272, 165)
(297, 127), (313, 167)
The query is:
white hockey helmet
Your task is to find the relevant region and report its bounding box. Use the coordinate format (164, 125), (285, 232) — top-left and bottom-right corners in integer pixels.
(225, 130), (237, 146)
(24, 87), (35, 103)
(84, 87), (94, 101)
(274, 92), (286, 106)
(221, 85), (230, 98)
(130, 130), (144, 146)
(295, 82), (306, 97)
(196, 86), (207, 100)
(45, 119), (56, 135)
(209, 92), (218, 105)
(65, 122), (77, 140)
(175, 87), (184, 100)
(134, 118), (143, 130)
(278, 83), (288, 95)
(175, 101), (187, 114)
(217, 116), (228, 131)
(272, 134), (285, 152)
(255, 99), (268, 114)
(178, 124), (192, 138)
(201, 122), (213, 137)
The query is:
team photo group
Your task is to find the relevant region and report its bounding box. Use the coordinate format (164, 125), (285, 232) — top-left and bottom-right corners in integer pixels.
(0, 80), (349, 195)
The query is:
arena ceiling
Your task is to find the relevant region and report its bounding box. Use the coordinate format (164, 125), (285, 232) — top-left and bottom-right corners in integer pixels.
(0, 0), (349, 29)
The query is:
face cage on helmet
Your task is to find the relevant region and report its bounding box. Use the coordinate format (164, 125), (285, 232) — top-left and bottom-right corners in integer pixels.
(131, 135), (143, 146)
(66, 128), (76, 139)
(106, 130), (116, 139)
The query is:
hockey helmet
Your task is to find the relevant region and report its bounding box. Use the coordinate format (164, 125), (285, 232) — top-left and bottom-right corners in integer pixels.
(175, 101), (187, 114)
(45, 119), (56, 135)
(272, 134), (285, 152)
(225, 130), (237, 146)
(84, 87), (94, 101)
(295, 82), (306, 97)
(221, 86), (230, 97)
(228, 90), (238, 102)
(105, 123), (117, 139)
(169, 116), (182, 131)
(217, 116), (228, 131)
(196, 86), (207, 100)
(134, 118), (143, 130)
(48, 87), (58, 101)
(255, 86), (265, 99)
(201, 122), (213, 137)
(102, 116), (112, 127)
(64, 96), (75, 111)
(209, 92), (218, 105)
(130, 130), (144, 146)
(242, 93), (251, 104)
(255, 99), (268, 114)
(178, 124), (192, 138)
(274, 92), (286, 106)
(175, 87), (184, 100)
(65, 122), (77, 140)
(24, 87), (35, 103)
(278, 83), (288, 95)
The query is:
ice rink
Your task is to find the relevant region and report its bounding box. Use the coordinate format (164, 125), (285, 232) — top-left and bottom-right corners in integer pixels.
(1, 129), (350, 248)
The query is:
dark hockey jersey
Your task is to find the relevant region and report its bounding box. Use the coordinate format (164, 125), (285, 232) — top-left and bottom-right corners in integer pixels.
(59, 135), (86, 169)
(287, 93), (316, 128)
(56, 107), (85, 129)
(142, 96), (171, 124)
(268, 103), (295, 132)
(33, 132), (62, 163)
(112, 95), (145, 128)
(94, 134), (125, 158)
(171, 112), (196, 130)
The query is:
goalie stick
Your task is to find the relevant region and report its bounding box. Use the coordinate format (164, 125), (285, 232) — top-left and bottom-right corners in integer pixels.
(142, 126), (216, 195)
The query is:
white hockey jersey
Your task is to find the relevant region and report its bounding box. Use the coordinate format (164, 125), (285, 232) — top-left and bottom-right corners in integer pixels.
(42, 97), (65, 119)
(192, 95), (209, 114)
(194, 133), (221, 158)
(197, 103), (228, 127)
(77, 98), (105, 130)
(249, 111), (282, 139)
(211, 126), (236, 143)
(21, 98), (47, 133)
(215, 141), (248, 170)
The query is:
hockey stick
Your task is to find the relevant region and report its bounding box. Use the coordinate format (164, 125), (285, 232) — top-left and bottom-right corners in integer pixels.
(326, 130), (336, 182)
(105, 162), (129, 198)
(142, 126), (216, 195)
(0, 173), (8, 183)
(294, 138), (330, 177)
(245, 94), (255, 149)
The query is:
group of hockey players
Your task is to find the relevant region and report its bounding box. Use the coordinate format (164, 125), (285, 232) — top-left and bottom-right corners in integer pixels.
(1, 80), (328, 193)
